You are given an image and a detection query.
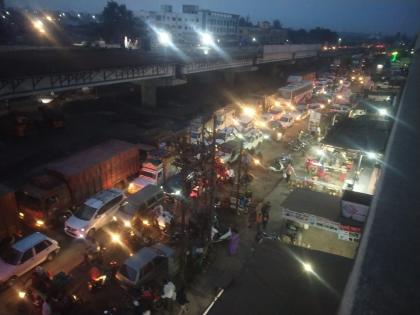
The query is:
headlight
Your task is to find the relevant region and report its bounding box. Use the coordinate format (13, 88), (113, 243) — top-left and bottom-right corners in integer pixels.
(81, 228), (85, 232)
(35, 220), (45, 227)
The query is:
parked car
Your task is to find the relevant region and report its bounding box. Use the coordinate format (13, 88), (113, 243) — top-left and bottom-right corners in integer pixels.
(0, 232), (60, 287)
(64, 189), (124, 238)
(329, 104), (352, 114)
(116, 243), (175, 288)
(217, 141), (241, 164)
(279, 114), (295, 128)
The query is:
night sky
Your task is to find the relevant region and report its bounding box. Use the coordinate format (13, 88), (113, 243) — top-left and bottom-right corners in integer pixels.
(8, 0), (420, 36)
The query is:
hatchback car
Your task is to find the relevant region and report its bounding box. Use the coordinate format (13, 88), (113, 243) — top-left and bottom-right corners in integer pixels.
(116, 243), (174, 288)
(0, 232), (60, 287)
(64, 188), (124, 238)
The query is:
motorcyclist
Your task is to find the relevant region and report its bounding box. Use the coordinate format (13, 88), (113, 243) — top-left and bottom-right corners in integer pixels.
(31, 266), (51, 293)
(89, 264), (106, 286)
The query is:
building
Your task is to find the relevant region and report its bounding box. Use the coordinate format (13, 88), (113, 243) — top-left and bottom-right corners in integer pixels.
(136, 4), (239, 47)
(239, 26), (287, 45)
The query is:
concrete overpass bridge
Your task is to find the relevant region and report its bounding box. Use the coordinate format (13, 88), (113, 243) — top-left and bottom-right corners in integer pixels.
(0, 44), (339, 105)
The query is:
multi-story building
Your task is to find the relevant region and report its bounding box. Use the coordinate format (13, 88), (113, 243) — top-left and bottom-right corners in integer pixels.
(136, 4), (239, 47)
(239, 26), (287, 45)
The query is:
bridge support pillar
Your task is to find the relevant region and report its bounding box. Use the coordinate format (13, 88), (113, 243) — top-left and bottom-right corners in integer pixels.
(141, 84), (157, 107)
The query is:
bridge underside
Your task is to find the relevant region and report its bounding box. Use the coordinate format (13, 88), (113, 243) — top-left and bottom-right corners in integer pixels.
(0, 45), (330, 101)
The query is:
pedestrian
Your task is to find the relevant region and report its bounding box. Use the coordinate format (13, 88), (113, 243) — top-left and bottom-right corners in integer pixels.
(162, 279), (177, 311)
(176, 285), (190, 315)
(262, 211), (269, 230)
(285, 163), (295, 183)
(42, 297), (52, 315)
(228, 228), (240, 255)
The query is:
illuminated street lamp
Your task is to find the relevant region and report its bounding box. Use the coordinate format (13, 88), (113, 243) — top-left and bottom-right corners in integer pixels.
(32, 19), (46, 34)
(200, 32), (215, 46)
(302, 262), (314, 273)
(157, 31), (172, 46)
(46, 15), (53, 22)
(110, 233), (121, 243)
(378, 108), (388, 116)
(366, 152), (378, 160)
(242, 106), (256, 117)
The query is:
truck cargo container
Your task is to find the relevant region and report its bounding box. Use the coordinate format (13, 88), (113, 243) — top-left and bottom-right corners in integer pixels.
(17, 139), (140, 227)
(0, 185), (20, 241)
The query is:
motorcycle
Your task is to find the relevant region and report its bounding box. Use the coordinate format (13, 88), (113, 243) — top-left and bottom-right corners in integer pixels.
(255, 231), (280, 244)
(87, 261), (118, 293)
(211, 225), (232, 243)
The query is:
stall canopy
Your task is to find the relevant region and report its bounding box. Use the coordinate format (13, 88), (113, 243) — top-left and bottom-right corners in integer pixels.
(282, 188), (341, 222)
(322, 115), (391, 154)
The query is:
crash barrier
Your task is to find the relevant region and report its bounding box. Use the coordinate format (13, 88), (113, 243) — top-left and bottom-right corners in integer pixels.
(282, 208), (361, 243)
(261, 44), (321, 62)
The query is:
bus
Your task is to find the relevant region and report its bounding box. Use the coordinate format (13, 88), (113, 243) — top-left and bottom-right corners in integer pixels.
(277, 81), (313, 106)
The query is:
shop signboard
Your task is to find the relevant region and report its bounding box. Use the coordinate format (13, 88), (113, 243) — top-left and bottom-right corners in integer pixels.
(342, 200), (369, 222)
(282, 208), (361, 242)
(308, 111), (321, 132)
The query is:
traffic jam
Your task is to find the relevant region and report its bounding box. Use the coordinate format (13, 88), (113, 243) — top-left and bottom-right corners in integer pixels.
(0, 52), (399, 315)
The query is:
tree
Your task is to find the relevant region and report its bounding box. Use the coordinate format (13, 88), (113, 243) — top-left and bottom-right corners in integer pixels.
(238, 16), (253, 27)
(272, 19), (282, 29)
(308, 27), (338, 44)
(99, 1), (146, 43)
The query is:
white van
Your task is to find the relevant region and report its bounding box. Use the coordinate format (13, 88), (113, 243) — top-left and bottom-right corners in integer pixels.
(64, 188), (124, 238)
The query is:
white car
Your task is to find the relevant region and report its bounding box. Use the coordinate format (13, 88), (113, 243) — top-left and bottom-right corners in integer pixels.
(0, 232), (60, 287)
(64, 188), (124, 238)
(290, 110), (309, 121)
(279, 114), (295, 128)
(329, 104), (352, 114)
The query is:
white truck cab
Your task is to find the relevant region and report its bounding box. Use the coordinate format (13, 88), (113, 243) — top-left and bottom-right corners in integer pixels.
(128, 160), (164, 194)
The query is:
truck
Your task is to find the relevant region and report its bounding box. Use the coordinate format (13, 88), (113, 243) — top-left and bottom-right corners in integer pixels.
(17, 139), (140, 227)
(127, 159), (164, 194)
(0, 185), (20, 242)
(287, 72), (316, 84)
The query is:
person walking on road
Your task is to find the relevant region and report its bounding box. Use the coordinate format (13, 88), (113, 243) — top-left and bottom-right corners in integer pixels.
(261, 202), (271, 230)
(285, 163), (295, 183)
(162, 279), (177, 311)
(177, 285), (190, 315)
(228, 228), (240, 255)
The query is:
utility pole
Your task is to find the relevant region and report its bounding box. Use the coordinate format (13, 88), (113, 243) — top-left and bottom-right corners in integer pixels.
(208, 115), (217, 242)
(235, 140), (244, 214)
